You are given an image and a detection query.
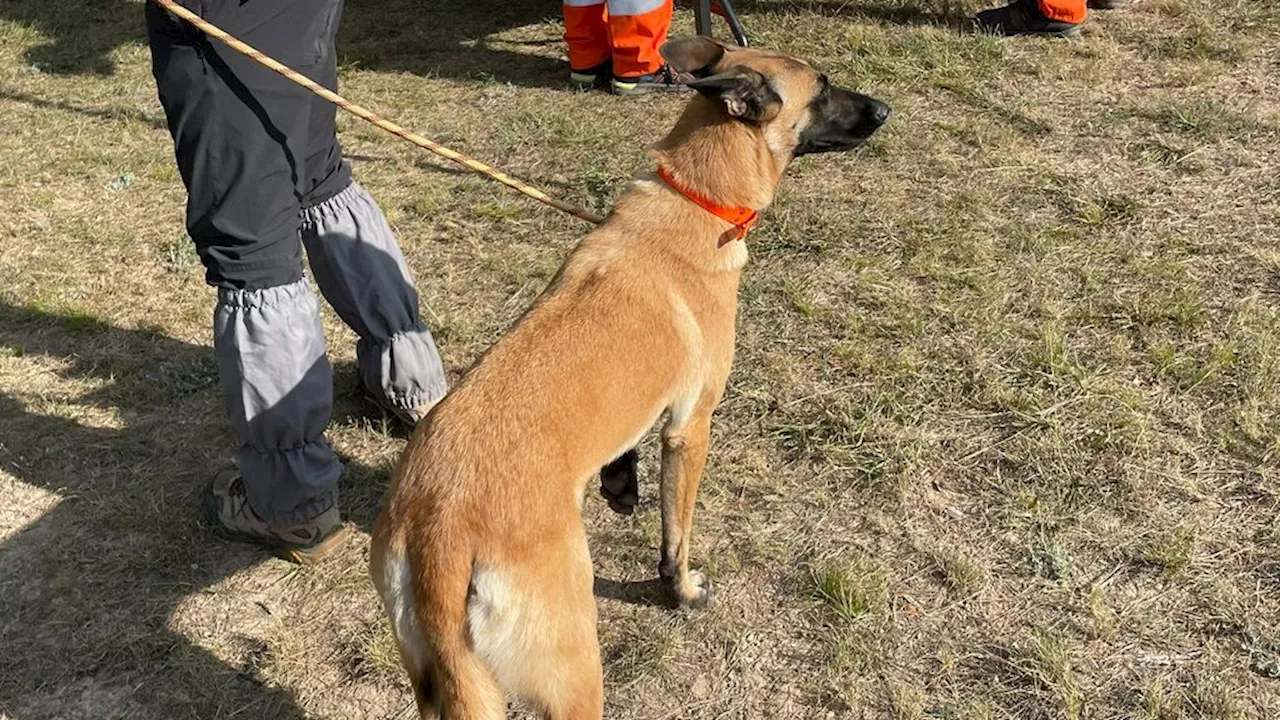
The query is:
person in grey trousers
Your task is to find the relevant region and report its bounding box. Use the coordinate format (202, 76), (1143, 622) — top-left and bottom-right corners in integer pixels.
(145, 0), (447, 562)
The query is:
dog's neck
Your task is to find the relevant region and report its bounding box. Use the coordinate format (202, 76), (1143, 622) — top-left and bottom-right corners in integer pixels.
(649, 99), (786, 211)
(594, 101), (787, 273)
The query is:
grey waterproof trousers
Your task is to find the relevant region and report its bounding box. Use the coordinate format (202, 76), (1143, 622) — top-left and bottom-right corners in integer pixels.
(146, 0), (447, 524)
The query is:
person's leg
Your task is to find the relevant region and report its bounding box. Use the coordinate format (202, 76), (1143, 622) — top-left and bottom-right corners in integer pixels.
(1038, 0), (1088, 23)
(296, 0), (448, 426)
(607, 0), (686, 94)
(146, 0), (345, 559)
(300, 179), (450, 425)
(563, 0), (612, 89)
(974, 0), (1085, 36)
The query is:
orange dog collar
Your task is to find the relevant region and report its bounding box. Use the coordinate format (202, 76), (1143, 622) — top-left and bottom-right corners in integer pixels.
(656, 167), (759, 245)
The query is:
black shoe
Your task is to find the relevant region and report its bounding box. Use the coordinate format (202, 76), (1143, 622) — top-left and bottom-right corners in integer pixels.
(1088, 0), (1125, 8)
(611, 64), (693, 95)
(975, 0), (1082, 37)
(569, 61), (611, 91)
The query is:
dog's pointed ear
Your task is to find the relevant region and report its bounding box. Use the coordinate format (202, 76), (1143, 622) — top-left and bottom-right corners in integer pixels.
(686, 67), (782, 124)
(660, 36), (727, 76)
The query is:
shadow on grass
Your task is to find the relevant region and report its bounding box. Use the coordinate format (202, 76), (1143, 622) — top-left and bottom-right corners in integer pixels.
(0, 302), (389, 719)
(338, 0), (569, 89)
(0, 301), (673, 714)
(731, 0), (975, 30)
(0, 89), (169, 129)
(0, 0), (569, 87)
(593, 576), (671, 608)
(0, 0), (976, 86)
(0, 0), (147, 76)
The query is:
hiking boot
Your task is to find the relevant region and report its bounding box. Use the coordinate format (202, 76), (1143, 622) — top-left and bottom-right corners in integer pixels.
(203, 468), (348, 565)
(611, 64), (693, 95)
(1088, 0), (1126, 8)
(569, 61), (611, 91)
(975, 0), (1083, 37)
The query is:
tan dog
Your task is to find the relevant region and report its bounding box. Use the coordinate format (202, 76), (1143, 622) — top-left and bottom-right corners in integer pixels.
(370, 37), (889, 720)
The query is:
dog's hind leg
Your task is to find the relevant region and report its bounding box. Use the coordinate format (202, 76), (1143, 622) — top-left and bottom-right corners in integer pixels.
(504, 533), (603, 720)
(537, 589), (603, 720)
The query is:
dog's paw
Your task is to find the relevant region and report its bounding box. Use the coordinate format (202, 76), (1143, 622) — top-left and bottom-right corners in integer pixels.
(603, 494), (638, 515)
(600, 483), (639, 515)
(667, 569), (712, 610)
(600, 450), (640, 515)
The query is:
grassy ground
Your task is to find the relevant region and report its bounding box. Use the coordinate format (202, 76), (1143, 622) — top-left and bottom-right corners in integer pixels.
(2, 0), (1279, 717)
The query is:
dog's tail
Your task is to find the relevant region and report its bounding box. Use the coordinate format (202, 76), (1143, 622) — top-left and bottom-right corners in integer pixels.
(373, 526), (505, 720)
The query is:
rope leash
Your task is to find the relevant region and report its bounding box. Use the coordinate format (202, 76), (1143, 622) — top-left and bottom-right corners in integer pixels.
(153, 0), (605, 225)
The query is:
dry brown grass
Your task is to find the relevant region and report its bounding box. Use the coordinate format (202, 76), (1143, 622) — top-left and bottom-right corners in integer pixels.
(3, 0), (1280, 718)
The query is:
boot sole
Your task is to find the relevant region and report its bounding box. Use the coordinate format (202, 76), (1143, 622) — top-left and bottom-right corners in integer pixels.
(610, 82), (693, 96)
(570, 73), (606, 92)
(977, 24), (1082, 37)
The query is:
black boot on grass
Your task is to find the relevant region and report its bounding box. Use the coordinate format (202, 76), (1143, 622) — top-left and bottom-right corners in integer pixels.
(975, 0), (1082, 37)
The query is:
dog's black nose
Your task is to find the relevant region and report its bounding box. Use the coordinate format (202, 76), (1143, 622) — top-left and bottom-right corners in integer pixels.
(869, 100), (891, 126)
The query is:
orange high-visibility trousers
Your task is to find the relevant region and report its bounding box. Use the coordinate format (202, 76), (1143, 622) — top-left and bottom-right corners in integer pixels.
(563, 0), (674, 78)
(1038, 0), (1086, 24)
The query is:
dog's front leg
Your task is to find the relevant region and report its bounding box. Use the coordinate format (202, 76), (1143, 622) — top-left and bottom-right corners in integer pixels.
(658, 406), (714, 609)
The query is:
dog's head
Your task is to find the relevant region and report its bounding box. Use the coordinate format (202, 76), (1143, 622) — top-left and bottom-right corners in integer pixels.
(660, 37), (890, 160)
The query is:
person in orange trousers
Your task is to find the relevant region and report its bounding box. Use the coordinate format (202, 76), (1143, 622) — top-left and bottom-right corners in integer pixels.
(562, 0), (689, 95)
(975, 0), (1126, 37)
